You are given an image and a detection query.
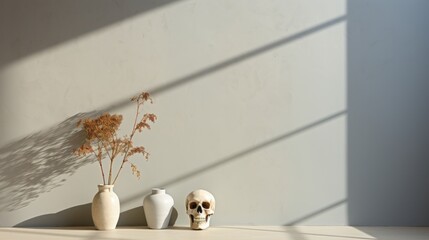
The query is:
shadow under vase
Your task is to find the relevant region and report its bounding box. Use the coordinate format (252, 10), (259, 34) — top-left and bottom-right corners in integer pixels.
(15, 203), (178, 228)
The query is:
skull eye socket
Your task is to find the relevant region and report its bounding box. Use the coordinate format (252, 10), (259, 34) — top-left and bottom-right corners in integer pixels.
(202, 201), (210, 209)
(189, 202), (197, 209)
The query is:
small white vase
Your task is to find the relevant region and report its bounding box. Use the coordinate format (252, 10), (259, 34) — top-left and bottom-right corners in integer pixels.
(143, 188), (174, 229)
(92, 185), (120, 230)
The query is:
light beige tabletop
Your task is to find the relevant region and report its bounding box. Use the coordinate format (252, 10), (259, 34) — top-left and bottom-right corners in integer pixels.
(0, 226), (428, 240)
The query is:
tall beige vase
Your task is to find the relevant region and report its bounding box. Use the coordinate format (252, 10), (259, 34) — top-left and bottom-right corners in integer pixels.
(92, 185), (120, 230)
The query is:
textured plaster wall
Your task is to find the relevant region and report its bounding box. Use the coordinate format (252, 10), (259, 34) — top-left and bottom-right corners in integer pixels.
(0, 0), (347, 226)
(2, 0), (426, 227)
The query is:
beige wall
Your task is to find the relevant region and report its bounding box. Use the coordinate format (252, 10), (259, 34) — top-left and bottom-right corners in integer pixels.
(1, 0), (348, 226)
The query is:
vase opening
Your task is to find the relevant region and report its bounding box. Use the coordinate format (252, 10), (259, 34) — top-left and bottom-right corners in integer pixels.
(152, 188), (166, 194)
(98, 184), (114, 192)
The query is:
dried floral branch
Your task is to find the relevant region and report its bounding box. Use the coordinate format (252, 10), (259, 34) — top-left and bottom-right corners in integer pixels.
(74, 92), (156, 185)
(111, 92), (156, 185)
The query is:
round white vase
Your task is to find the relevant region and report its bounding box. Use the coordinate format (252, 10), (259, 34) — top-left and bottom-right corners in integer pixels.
(143, 188), (174, 229)
(92, 185), (120, 230)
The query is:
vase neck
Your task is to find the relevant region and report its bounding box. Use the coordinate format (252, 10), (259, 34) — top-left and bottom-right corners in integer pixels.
(98, 184), (114, 192)
(152, 188), (165, 194)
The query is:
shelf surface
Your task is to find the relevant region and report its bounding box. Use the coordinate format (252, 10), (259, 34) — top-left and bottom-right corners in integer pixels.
(0, 226), (428, 240)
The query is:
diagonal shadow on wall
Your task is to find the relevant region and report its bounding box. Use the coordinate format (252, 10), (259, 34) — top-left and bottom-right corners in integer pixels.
(0, 0), (182, 68)
(1, 13), (347, 228)
(284, 199), (347, 225)
(121, 110), (346, 205)
(14, 110), (345, 227)
(101, 15), (347, 114)
(0, 15), (346, 217)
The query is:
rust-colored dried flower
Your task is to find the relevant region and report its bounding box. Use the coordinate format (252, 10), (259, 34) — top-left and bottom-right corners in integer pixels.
(74, 92), (156, 185)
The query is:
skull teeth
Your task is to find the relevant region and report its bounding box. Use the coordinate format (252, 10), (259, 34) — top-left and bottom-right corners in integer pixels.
(194, 216), (206, 222)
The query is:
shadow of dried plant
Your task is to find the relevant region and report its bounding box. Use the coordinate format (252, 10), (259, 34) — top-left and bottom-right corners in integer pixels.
(0, 112), (98, 211)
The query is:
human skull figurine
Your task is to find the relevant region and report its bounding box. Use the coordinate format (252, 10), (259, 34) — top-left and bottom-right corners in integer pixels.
(185, 189), (215, 230)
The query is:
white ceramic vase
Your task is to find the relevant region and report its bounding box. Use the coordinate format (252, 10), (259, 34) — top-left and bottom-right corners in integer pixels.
(92, 185), (120, 230)
(143, 188), (174, 229)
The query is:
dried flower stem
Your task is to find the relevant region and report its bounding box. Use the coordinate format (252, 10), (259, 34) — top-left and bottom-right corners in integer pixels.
(112, 99), (141, 185)
(91, 143), (106, 185)
(105, 142), (114, 185)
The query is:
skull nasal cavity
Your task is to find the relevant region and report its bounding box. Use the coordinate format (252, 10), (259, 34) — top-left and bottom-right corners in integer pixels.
(197, 205), (203, 213)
